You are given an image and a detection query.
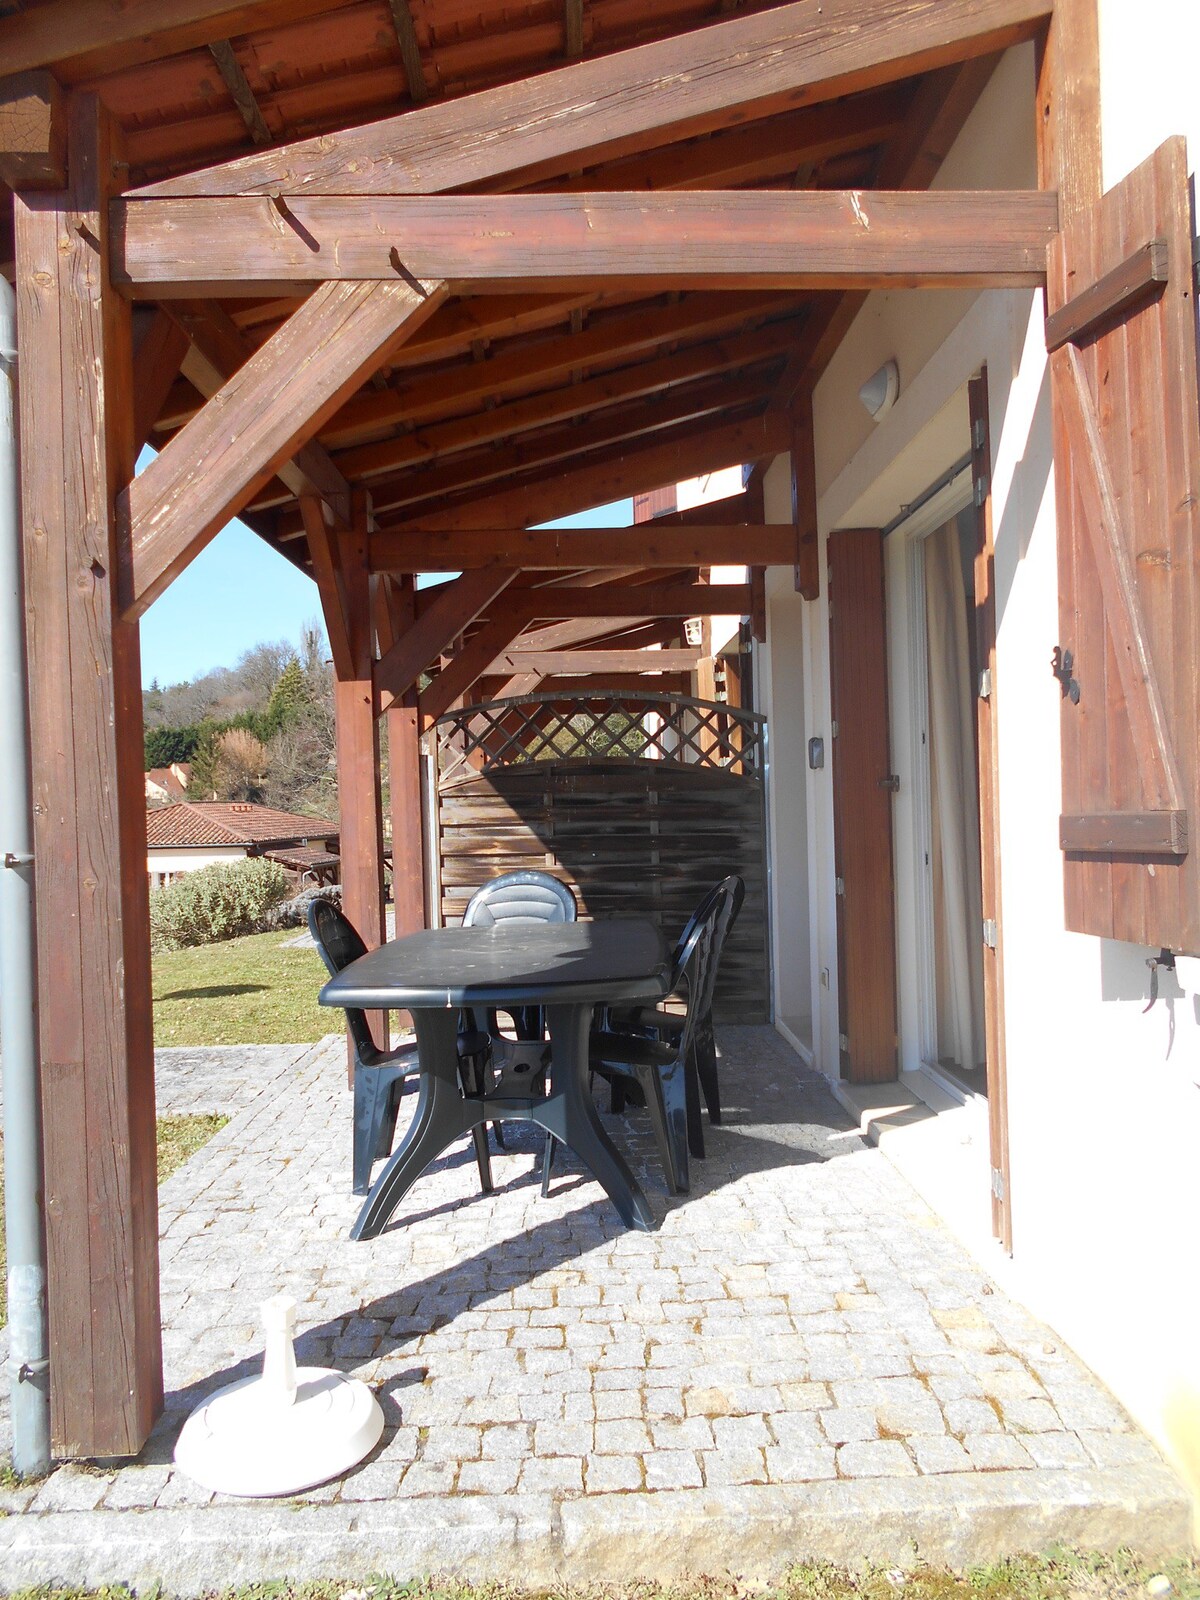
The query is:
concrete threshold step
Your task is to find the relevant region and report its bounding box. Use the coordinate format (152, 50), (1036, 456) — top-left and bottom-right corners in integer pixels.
(0, 1466), (1191, 1593)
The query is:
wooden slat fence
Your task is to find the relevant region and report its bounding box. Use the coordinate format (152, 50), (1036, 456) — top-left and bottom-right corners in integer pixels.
(432, 692), (770, 1022)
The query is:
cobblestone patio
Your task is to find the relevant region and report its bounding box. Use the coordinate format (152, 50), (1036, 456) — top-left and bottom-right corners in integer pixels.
(0, 1028), (1188, 1590)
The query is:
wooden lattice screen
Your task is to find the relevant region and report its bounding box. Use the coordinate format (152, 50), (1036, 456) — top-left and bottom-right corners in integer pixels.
(432, 693), (770, 1022)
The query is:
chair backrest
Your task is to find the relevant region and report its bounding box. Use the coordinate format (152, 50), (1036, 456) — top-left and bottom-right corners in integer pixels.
(307, 898), (378, 1062)
(462, 870), (577, 929)
(672, 875), (745, 1029)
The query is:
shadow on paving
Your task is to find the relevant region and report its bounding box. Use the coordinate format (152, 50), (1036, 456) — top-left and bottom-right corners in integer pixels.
(139, 1045), (866, 1468)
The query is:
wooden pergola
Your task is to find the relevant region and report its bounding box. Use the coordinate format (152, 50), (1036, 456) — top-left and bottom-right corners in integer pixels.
(0, 0), (1103, 1458)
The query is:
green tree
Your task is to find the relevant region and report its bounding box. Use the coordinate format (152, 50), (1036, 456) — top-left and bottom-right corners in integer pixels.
(265, 656), (309, 732)
(144, 724), (202, 771)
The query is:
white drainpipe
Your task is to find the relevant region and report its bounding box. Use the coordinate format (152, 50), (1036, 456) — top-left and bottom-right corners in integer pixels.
(0, 276), (52, 1476)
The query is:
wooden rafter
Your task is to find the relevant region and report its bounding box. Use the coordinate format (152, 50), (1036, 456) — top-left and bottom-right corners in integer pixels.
(419, 604), (538, 725)
(115, 189), (1059, 296)
(494, 648), (701, 676)
(0, 69), (66, 188)
(386, 0), (428, 103)
(564, 0), (584, 59)
(521, 582), (752, 619)
(375, 567), (519, 712)
(371, 526), (794, 573)
(123, 278), (447, 616)
(207, 40), (272, 146)
(132, 309), (189, 453)
(131, 0), (1053, 198)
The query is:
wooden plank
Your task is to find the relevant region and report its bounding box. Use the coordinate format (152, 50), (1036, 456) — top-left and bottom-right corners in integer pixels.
(366, 374), (775, 523)
(0, 0), (336, 78)
(1060, 812), (1188, 856)
(115, 189), (1060, 296)
(790, 388), (819, 600)
(419, 606), (538, 725)
(133, 0), (1053, 198)
(315, 292), (796, 452)
(333, 505), (388, 1053)
(375, 567), (518, 711)
(386, 409), (795, 535)
(968, 372), (1011, 1253)
(318, 322), (796, 492)
(385, 0), (428, 103)
(0, 69), (65, 188)
(122, 278), (446, 617)
(132, 308), (188, 453)
(1036, 0), (1101, 225)
(371, 526), (794, 572)
(14, 92), (161, 1458)
(564, 0), (584, 57)
(492, 649), (701, 675)
(207, 39), (272, 146)
(522, 583), (752, 618)
(828, 527), (897, 1084)
(165, 299), (353, 525)
(1044, 239), (1168, 353)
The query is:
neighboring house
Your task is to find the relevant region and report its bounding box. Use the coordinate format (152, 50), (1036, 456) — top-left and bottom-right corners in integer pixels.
(146, 801), (339, 888)
(144, 761), (190, 806)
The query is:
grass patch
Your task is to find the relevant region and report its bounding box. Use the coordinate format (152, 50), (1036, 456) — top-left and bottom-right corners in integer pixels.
(0, 1113), (228, 1330)
(2, 1555), (1199, 1600)
(152, 926), (331, 1047)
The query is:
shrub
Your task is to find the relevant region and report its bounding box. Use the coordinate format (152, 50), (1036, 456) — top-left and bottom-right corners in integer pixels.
(149, 858), (292, 951)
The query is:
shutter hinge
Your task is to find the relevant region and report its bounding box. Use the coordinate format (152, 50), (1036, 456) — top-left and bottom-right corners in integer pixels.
(972, 416), (987, 453)
(978, 667), (992, 701)
(982, 918), (998, 949)
(973, 472), (989, 507)
(830, 719), (838, 738)
(991, 1166), (1006, 1201)
(839, 1033), (850, 1053)
(835, 876), (845, 897)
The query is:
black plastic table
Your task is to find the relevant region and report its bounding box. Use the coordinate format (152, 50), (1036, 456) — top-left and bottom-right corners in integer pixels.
(318, 918), (672, 1238)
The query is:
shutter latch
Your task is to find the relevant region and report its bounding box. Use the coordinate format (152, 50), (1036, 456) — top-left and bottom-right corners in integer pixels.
(1143, 948), (1176, 1013)
(1051, 645), (1080, 704)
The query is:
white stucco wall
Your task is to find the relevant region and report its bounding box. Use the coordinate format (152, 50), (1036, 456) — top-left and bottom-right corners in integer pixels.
(760, 4), (1200, 1506)
(147, 845), (248, 882)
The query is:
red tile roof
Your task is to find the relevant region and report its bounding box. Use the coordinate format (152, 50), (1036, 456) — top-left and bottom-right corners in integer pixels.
(145, 802), (337, 850)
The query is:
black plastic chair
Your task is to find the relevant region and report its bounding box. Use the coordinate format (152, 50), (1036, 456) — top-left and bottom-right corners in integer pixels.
(546, 876), (744, 1198)
(308, 898), (494, 1198)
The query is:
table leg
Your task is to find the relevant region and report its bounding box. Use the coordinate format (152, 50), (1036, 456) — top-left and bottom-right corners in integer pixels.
(351, 1009), (482, 1241)
(541, 1003), (656, 1232)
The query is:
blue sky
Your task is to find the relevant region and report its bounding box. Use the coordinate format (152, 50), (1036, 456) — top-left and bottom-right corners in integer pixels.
(139, 495), (633, 688)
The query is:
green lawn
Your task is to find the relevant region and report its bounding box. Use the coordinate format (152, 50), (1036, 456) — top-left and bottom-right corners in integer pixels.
(152, 926), (333, 1048)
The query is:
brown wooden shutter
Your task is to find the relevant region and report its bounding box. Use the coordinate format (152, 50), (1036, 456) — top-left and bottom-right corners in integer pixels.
(828, 527), (898, 1083)
(1047, 137), (1200, 954)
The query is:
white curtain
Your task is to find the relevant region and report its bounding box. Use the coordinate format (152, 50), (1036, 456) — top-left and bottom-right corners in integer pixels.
(925, 521), (986, 1072)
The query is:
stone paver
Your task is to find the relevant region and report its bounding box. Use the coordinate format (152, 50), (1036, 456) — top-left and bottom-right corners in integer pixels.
(0, 1027), (1189, 1589)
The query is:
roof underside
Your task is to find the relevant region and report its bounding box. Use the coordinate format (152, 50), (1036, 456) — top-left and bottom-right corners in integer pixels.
(1, 0), (1005, 671)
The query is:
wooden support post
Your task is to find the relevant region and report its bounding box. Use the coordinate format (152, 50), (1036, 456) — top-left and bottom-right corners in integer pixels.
(1036, 0), (1101, 225)
(331, 500), (388, 1053)
(383, 577), (426, 940)
(14, 93), (162, 1457)
(790, 387), (819, 599)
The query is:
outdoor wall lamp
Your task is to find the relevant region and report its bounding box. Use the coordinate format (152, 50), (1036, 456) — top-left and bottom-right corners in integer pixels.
(859, 359), (900, 421)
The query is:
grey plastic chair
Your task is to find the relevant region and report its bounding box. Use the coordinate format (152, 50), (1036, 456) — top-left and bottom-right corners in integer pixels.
(462, 870), (577, 1045)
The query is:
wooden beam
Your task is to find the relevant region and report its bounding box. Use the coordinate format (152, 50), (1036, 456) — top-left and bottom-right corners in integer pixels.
(523, 582), (752, 618)
(419, 604), (538, 725)
(1036, 0), (1101, 225)
(494, 648), (702, 675)
(309, 320), (796, 494)
(366, 373), (774, 522)
(122, 278), (446, 617)
(315, 291), (794, 452)
(564, 0), (584, 58)
(386, 0), (428, 103)
(165, 299), (353, 524)
(332, 502), (388, 1052)
(115, 189), (1060, 296)
(790, 389), (820, 600)
(14, 92), (161, 1458)
(375, 567), (519, 712)
(207, 40), (272, 146)
(378, 576), (426, 938)
(0, 0), (336, 78)
(133, 0), (1053, 198)
(393, 408), (794, 533)
(132, 308), (188, 454)
(372, 526), (794, 572)
(302, 496), (355, 682)
(0, 69), (65, 188)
